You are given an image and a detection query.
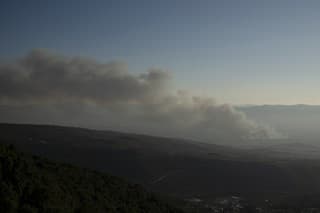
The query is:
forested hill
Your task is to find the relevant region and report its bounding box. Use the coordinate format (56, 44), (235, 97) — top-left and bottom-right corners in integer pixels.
(0, 143), (183, 213)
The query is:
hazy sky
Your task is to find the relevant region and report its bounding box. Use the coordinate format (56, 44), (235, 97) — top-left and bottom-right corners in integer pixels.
(1, 0), (320, 104)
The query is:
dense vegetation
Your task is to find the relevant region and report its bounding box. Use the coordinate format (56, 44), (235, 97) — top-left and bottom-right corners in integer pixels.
(0, 143), (183, 213)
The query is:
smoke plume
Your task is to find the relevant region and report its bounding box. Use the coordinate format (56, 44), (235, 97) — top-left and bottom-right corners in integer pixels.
(0, 49), (282, 144)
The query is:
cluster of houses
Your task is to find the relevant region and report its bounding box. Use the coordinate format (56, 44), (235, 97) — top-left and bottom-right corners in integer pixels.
(185, 196), (320, 213)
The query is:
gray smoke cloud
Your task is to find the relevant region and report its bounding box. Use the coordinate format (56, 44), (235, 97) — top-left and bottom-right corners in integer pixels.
(0, 49), (282, 144)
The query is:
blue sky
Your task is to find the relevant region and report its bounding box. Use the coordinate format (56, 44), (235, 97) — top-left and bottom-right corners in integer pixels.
(1, 0), (320, 104)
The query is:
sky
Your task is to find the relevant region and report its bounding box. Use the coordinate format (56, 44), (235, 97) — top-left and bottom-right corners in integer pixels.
(1, 0), (320, 104)
(3, 0), (320, 143)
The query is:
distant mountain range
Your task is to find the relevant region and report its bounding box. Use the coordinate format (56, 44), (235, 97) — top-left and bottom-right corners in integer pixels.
(238, 105), (320, 141)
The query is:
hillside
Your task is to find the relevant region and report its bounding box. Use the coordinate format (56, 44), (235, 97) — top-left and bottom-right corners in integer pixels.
(2, 123), (320, 207)
(0, 143), (183, 213)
